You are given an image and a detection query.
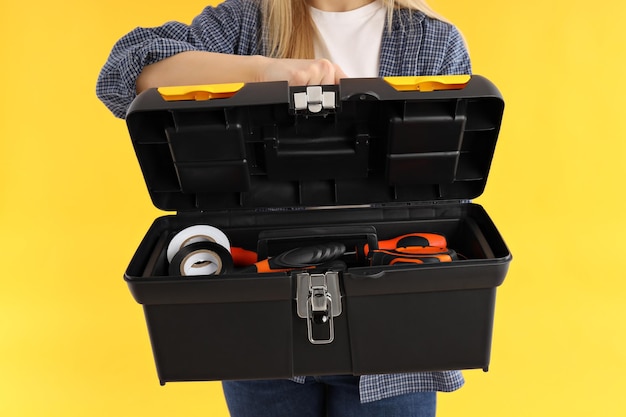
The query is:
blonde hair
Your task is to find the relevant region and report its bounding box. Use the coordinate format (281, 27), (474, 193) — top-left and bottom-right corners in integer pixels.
(262, 0), (450, 59)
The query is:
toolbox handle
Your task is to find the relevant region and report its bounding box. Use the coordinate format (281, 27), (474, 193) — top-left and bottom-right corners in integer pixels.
(155, 75), (469, 102)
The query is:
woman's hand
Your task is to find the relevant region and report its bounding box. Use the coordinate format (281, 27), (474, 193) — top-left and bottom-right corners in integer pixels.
(256, 56), (348, 85)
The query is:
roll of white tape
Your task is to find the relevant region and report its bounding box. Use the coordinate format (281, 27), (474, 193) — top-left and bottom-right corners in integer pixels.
(166, 225), (231, 262)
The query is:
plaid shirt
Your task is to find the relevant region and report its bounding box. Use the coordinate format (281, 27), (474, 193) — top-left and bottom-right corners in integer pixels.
(96, 0), (471, 119)
(96, 0), (469, 402)
(292, 372), (465, 403)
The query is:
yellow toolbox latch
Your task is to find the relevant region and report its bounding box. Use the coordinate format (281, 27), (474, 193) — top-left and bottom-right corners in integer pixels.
(384, 75), (471, 92)
(157, 83), (245, 102)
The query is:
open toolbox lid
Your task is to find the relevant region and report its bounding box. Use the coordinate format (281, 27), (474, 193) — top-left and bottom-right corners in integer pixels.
(125, 75), (504, 212)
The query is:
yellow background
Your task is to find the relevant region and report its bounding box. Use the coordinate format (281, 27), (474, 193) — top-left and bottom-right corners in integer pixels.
(1, 0), (625, 415)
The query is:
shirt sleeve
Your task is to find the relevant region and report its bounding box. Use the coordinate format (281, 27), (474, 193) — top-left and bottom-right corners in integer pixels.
(438, 24), (472, 75)
(95, 0), (261, 119)
(379, 12), (471, 78)
(415, 17), (472, 76)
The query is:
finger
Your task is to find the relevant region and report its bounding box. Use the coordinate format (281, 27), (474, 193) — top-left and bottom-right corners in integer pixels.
(318, 65), (336, 85)
(333, 64), (348, 83)
(289, 69), (310, 86)
(303, 59), (331, 85)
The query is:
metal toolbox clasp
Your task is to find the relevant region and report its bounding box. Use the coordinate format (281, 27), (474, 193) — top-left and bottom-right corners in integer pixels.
(296, 271), (342, 345)
(292, 86), (336, 113)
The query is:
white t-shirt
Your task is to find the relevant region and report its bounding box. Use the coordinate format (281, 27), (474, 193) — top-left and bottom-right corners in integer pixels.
(309, 1), (386, 78)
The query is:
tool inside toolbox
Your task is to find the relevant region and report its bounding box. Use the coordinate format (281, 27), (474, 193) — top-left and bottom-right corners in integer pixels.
(141, 218), (494, 278)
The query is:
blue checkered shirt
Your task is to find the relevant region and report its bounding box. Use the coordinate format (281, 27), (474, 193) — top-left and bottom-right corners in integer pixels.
(96, 0), (471, 119)
(96, 0), (469, 402)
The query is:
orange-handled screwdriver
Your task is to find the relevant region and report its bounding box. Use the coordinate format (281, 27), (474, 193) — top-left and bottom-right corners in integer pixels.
(230, 247), (258, 267)
(239, 242), (346, 273)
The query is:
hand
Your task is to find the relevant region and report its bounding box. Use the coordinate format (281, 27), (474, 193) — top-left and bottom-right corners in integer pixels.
(257, 57), (348, 85)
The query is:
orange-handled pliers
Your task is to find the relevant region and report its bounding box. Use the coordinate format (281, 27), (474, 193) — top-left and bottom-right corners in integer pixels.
(370, 246), (457, 266)
(363, 233), (447, 255)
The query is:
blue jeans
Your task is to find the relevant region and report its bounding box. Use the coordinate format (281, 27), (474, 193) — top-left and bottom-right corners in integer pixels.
(222, 375), (436, 417)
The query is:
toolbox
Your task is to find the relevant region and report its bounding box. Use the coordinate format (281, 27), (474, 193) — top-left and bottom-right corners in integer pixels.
(123, 75), (511, 385)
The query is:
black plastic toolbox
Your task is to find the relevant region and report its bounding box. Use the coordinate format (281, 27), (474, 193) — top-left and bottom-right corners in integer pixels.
(123, 75), (511, 385)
